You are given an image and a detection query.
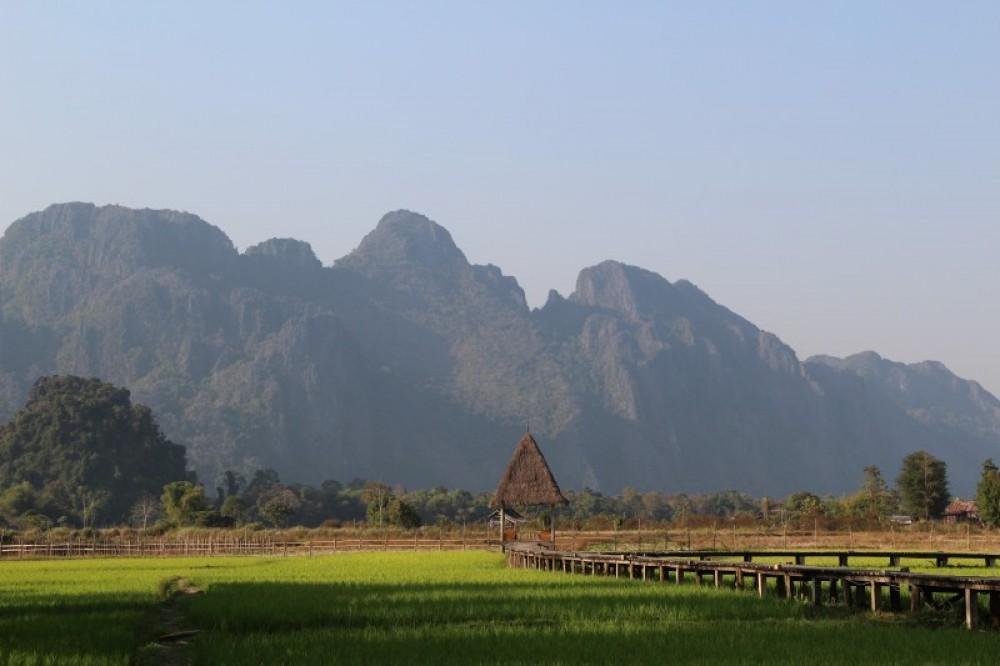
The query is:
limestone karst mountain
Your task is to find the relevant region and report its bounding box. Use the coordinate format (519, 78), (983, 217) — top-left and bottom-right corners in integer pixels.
(1, 203), (997, 495)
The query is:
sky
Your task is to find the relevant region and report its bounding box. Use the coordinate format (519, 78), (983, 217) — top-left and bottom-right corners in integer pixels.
(1, 2), (999, 395)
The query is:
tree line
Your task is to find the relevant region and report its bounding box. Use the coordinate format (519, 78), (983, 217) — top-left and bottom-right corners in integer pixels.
(3, 375), (999, 532)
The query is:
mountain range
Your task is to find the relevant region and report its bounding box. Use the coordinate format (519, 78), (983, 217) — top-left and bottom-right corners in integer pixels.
(1, 203), (998, 496)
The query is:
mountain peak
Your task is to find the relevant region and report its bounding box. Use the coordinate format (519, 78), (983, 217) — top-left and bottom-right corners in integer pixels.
(244, 238), (322, 270)
(339, 209), (467, 271)
(569, 260), (672, 320)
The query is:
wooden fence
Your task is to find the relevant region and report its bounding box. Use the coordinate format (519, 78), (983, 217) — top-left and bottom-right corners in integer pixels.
(0, 534), (499, 559)
(2, 525), (998, 560)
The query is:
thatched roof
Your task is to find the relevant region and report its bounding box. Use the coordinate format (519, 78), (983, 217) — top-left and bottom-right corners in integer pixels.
(491, 431), (568, 508)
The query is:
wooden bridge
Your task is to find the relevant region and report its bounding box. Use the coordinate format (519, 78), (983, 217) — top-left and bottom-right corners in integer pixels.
(506, 543), (1000, 630)
(623, 549), (1000, 568)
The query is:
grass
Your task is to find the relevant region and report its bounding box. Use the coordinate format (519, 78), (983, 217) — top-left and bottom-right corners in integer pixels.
(2, 552), (1000, 665)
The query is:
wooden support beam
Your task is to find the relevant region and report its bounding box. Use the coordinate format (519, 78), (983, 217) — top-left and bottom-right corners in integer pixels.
(794, 555), (805, 565)
(714, 570), (722, 589)
(829, 577), (839, 603)
(838, 555), (849, 567)
(936, 555), (949, 567)
(888, 555), (900, 567)
(990, 591), (1000, 628)
(811, 577), (822, 606)
(675, 566), (683, 584)
(910, 584), (923, 612)
(757, 573), (767, 597)
(855, 582), (866, 608)
(844, 581), (854, 608)
(870, 583), (881, 613)
(889, 584), (901, 612)
(775, 575), (786, 597)
(784, 574), (794, 600)
(966, 589), (979, 631)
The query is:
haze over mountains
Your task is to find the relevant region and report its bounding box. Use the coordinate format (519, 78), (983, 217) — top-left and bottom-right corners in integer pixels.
(1, 203), (998, 496)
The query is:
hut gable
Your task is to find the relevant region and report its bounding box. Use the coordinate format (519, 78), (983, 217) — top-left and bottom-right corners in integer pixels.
(491, 431), (568, 508)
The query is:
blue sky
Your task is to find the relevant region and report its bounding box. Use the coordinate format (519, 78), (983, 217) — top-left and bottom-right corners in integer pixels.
(2, 2), (999, 394)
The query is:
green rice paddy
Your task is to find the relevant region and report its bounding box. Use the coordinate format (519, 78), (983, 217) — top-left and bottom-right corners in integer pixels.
(1, 552), (998, 665)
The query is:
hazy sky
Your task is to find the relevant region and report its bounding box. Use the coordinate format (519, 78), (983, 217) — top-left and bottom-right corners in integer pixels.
(2, 2), (998, 395)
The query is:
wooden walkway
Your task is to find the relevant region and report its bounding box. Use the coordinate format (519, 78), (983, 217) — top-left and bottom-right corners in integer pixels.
(506, 543), (1000, 630)
(627, 549), (999, 567)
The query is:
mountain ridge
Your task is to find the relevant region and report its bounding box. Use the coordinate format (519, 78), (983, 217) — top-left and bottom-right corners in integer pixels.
(1, 203), (997, 496)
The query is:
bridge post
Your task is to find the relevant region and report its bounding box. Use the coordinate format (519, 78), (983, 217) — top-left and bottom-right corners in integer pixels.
(909, 584), (923, 612)
(811, 577), (822, 606)
(870, 583), (881, 613)
(888, 584), (901, 611)
(966, 589), (979, 630)
(757, 573), (767, 597)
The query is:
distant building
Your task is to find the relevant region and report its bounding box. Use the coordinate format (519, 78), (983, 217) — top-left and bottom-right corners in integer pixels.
(485, 507), (525, 529)
(943, 499), (980, 525)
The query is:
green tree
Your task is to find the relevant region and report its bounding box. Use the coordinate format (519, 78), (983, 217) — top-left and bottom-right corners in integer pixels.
(0, 482), (38, 525)
(976, 459), (1000, 528)
(896, 451), (949, 521)
(385, 497), (422, 528)
(258, 488), (302, 528)
(219, 495), (247, 526)
(783, 491), (824, 517)
(364, 482), (393, 527)
(160, 481), (210, 527)
(0, 376), (187, 525)
(848, 466), (898, 520)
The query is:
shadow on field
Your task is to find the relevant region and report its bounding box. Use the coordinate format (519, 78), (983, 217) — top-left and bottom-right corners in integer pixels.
(0, 592), (152, 663)
(185, 578), (792, 633)
(183, 579), (996, 665)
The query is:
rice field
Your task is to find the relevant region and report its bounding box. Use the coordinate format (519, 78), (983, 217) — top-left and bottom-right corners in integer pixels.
(2, 552), (999, 665)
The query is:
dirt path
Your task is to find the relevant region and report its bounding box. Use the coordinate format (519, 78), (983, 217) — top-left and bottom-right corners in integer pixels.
(136, 577), (202, 666)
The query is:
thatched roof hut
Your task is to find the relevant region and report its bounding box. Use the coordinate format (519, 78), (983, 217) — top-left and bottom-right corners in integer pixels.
(491, 431), (568, 509)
